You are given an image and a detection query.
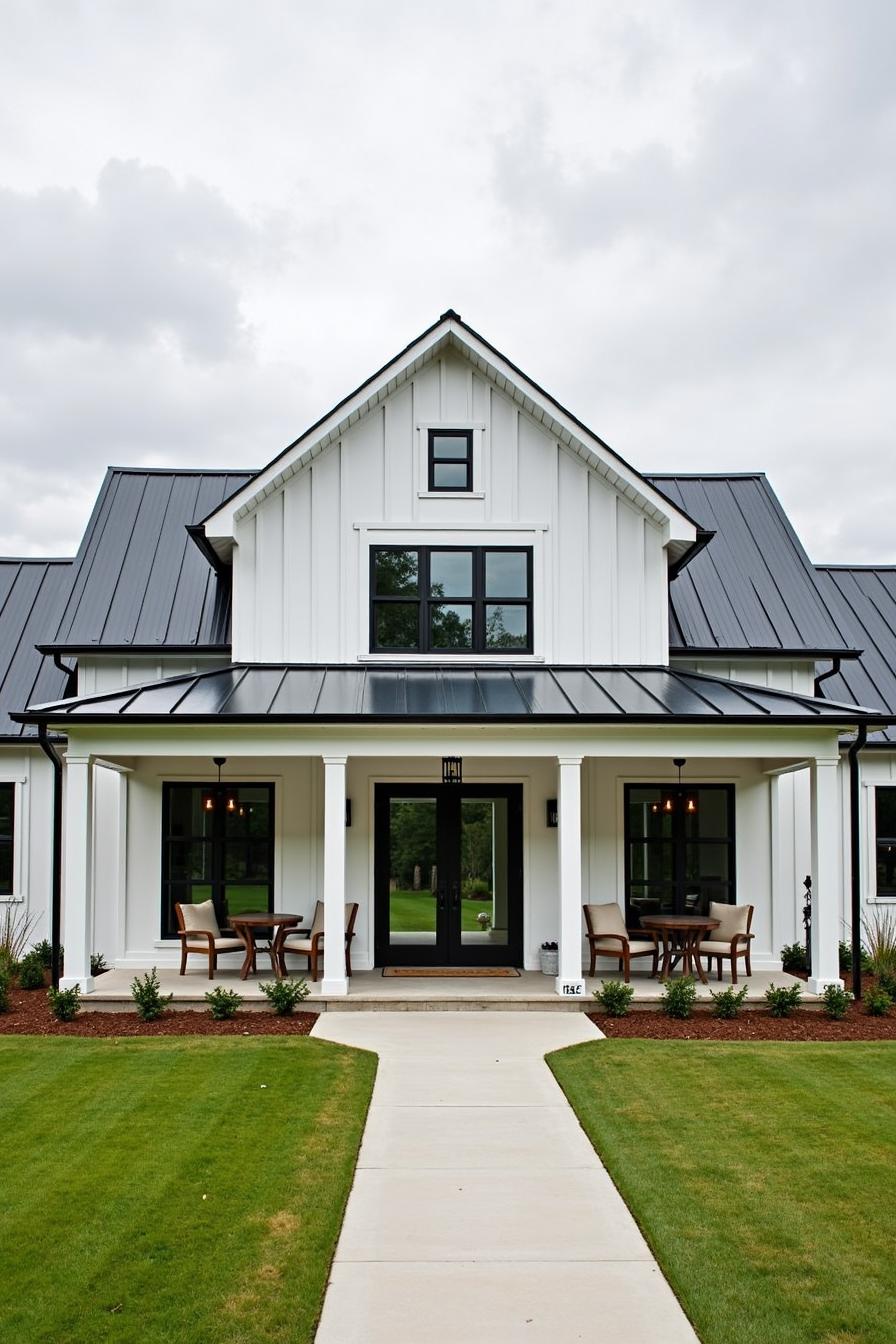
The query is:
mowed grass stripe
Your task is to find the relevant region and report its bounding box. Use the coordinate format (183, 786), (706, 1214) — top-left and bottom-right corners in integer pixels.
(548, 1041), (896, 1344)
(0, 1037), (376, 1344)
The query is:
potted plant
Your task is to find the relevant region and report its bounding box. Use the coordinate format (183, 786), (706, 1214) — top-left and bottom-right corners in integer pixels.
(539, 941), (559, 975)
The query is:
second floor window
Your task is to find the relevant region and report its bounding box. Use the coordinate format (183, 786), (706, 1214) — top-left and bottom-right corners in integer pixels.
(371, 546), (533, 654)
(428, 429), (473, 491)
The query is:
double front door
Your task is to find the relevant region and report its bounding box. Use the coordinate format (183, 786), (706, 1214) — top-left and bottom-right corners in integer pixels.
(374, 783), (523, 967)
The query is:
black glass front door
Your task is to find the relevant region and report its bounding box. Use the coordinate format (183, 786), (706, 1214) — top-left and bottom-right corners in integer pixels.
(374, 784), (523, 966)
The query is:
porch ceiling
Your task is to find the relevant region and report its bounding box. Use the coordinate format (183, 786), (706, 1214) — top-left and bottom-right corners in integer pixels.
(15, 663), (894, 728)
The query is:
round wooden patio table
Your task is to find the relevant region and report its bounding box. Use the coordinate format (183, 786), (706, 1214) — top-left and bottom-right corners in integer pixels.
(229, 913), (302, 981)
(639, 914), (720, 985)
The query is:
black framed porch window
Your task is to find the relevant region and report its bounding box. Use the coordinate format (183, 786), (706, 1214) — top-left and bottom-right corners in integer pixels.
(161, 782), (275, 938)
(0, 783), (13, 896)
(624, 783), (735, 927)
(370, 546), (533, 654)
(428, 429), (473, 491)
(875, 787), (896, 897)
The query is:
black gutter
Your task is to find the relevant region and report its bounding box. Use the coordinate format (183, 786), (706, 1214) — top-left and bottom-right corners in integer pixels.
(12, 711), (895, 728)
(848, 724), (868, 1001)
(814, 656), (842, 698)
(38, 643), (232, 657)
(185, 524), (231, 579)
(668, 529), (715, 580)
(36, 722), (63, 990)
(670, 647), (862, 660)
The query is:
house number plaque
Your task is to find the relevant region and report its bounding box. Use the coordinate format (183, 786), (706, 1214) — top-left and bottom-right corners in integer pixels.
(559, 980), (585, 997)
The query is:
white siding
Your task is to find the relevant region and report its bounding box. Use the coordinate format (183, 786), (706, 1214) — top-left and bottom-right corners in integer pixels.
(77, 655), (230, 696)
(232, 348), (671, 665)
(0, 746), (55, 944)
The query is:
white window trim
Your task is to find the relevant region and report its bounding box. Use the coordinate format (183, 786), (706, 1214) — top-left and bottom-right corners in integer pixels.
(416, 421), (487, 496)
(355, 525), (547, 662)
(866, 782), (896, 903)
(0, 776), (27, 903)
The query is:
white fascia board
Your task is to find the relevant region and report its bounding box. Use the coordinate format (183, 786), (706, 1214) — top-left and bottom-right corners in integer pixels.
(201, 318), (697, 547)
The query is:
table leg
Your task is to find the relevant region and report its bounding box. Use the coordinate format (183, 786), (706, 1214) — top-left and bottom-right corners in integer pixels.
(690, 933), (709, 984)
(238, 931), (255, 981)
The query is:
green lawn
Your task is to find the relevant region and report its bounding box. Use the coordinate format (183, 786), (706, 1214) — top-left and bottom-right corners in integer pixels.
(548, 1041), (896, 1344)
(389, 889), (493, 932)
(0, 1037), (376, 1344)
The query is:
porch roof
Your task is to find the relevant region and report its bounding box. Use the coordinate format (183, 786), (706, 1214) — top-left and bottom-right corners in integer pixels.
(15, 663), (895, 728)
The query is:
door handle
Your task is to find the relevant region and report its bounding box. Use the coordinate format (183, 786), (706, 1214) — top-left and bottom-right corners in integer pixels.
(450, 883), (460, 911)
(437, 887), (446, 912)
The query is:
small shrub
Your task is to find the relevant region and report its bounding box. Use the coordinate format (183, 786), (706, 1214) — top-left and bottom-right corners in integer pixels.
(864, 986), (893, 1017)
(765, 982), (803, 1018)
(260, 978), (310, 1015)
(863, 908), (896, 978)
(710, 985), (748, 1019)
(839, 940), (872, 973)
(593, 979), (634, 1017)
(17, 952), (46, 990)
(90, 952), (109, 977)
(876, 969), (896, 1000)
(780, 943), (807, 974)
(47, 985), (81, 1022)
(0, 967), (10, 1013)
(822, 984), (852, 1020)
(462, 877), (491, 898)
(661, 975), (697, 1019)
(130, 967), (173, 1022)
(32, 939), (53, 969)
(205, 986), (243, 1020)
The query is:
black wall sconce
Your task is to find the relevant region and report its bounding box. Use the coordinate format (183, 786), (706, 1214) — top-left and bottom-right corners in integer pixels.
(546, 798), (558, 828)
(442, 757), (463, 785)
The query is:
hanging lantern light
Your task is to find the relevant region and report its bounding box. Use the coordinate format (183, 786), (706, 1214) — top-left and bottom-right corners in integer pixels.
(673, 758), (697, 816)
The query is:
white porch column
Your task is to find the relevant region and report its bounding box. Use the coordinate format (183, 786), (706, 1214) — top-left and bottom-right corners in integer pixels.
(322, 756), (349, 996)
(61, 754), (95, 992)
(808, 756), (843, 993)
(556, 755), (585, 999)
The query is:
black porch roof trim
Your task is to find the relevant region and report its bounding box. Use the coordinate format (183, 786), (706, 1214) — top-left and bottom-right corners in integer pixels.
(15, 663), (893, 728)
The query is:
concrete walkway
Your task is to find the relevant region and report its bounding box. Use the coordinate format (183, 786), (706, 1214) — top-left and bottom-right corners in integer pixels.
(312, 1012), (698, 1344)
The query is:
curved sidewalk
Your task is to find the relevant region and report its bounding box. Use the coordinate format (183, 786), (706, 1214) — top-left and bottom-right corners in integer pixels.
(312, 1012), (698, 1344)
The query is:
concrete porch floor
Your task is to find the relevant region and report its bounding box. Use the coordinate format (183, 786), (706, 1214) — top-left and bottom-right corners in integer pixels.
(82, 965), (814, 1011)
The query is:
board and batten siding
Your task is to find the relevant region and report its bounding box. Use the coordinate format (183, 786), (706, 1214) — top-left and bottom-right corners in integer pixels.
(231, 351), (670, 665)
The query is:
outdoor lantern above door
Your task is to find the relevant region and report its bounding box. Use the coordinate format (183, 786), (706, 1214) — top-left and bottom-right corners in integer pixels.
(201, 757), (238, 813)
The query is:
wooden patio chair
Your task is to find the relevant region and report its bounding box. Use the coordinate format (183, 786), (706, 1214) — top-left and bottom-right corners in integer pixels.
(697, 902), (754, 983)
(583, 902), (659, 982)
(174, 900), (246, 979)
(278, 901), (359, 982)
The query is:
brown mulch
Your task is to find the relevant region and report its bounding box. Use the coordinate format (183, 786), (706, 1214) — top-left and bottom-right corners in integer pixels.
(589, 1002), (896, 1041)
(0, 989), (318, 1037)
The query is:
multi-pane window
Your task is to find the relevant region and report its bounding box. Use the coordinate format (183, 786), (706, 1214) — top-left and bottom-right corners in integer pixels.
(0, 784), (13, 896)
(875, 788), (896, 897)
(428, 429), (473, 491)
(370, 547), (533, 654)
(161, 782), (274, 937)
(624, 784), (735, 926)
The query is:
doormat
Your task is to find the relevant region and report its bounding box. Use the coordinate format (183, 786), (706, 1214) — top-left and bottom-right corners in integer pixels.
(382, 967), (521, 978)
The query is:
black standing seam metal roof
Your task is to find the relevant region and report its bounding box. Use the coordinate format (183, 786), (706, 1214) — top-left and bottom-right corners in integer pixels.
(16, 664), (890, 727)
(49, 467), (256, 651)
(0, 559), (74, 739)
(814, 567), (896, 746)
(647, 474), (856, 657)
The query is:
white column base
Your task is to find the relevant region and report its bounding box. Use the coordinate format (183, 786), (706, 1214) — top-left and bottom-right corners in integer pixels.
(808, 976), (843, 995)
(321, 977), (349, 996)
(555, 977), (586, 999)
(60, 975), (95, 994)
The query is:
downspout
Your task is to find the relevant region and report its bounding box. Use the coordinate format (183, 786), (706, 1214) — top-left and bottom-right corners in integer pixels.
(848, 724), (868, 1001)
(36, 723), (63, 990)
(814, 656), (841, 698)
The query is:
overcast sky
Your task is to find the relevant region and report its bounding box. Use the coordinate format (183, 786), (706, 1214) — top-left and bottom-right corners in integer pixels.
(1, 0), (894, 563)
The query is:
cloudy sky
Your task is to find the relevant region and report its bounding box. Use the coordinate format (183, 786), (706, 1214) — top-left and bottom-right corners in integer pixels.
(1, 0), (894, 562)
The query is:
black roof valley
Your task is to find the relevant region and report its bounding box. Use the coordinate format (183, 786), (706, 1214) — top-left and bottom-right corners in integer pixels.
(0, 559), (73, 739)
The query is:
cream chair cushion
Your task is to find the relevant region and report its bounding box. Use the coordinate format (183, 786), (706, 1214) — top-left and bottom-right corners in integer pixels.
(180, 899), (221, 936)
(585, 902), (628, 938)
(593, 938), (656, 956)
(708, 901), (750, 943)
(185, 936), (245, 951)
(281, 936), (313, 954)
(698, 938), (748, 957)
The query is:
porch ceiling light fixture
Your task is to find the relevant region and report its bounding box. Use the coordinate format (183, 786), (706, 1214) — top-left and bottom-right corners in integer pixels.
(202, 757), (238, 814)
(442, 756), (463, 785)
(650, 760), (697, 815)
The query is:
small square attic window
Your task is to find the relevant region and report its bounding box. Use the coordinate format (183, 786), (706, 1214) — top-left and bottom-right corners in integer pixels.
(428, 429), (473, 492)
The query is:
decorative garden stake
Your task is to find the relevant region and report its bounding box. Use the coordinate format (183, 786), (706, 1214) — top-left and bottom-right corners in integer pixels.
(802, 875), (812, 976)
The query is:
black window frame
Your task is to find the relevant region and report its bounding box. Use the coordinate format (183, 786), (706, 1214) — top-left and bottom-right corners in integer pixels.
(428, 428), (474, 493)
(370, 545), (534, 655)
(623, 782), (736, 927)
(160, 781), (275, 938)
(874, 786), (896, 898)
(0, 782), (14, 897)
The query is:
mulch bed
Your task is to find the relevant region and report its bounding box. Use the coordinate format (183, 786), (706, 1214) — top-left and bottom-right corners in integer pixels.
(0, 989), (318, 1037)
(589, 1003), (896, 1041)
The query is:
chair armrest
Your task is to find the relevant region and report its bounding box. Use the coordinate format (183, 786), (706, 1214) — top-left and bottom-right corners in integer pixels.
(730, 932), (754, 949)
(176, 929), (214, 947)
(587, 932), (628, 948)
(627, 928), (657, 944)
